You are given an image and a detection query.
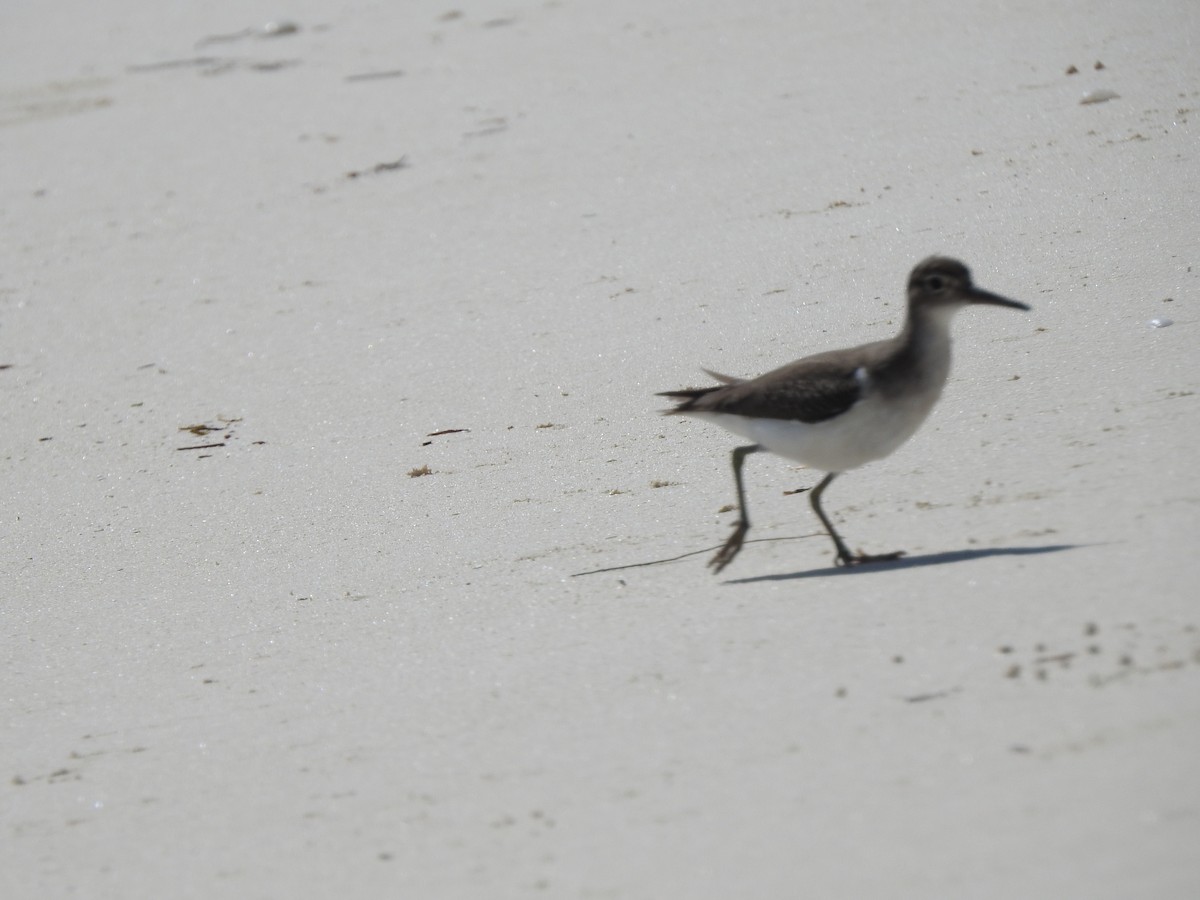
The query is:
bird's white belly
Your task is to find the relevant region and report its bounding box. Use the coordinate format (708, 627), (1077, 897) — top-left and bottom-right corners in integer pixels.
(689, 391), (939, 472)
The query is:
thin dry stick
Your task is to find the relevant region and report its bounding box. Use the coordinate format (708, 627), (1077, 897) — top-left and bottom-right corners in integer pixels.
(570, 534), (818, 577)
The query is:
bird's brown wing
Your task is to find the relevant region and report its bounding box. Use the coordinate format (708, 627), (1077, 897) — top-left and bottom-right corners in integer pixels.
(659, 357), (864, 424)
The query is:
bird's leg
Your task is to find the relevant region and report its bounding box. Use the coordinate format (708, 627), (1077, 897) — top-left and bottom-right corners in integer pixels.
(809, 472), (905, 567)
(809, 473), (856, 563)
(709, 444), (760, 573)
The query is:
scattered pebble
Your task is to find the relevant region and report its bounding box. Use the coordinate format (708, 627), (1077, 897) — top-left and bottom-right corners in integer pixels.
(346, 69), (406, 82)
(903, 687), (961, 703)
(1148, 318), (1173, 328)
(346, 157), (409, 179)
(1001, 621), (1198, 686)
(259, 21), (300, 38)
(196, 21), (301, 46)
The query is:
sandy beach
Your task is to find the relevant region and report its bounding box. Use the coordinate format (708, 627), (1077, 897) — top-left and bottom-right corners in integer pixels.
(3, 0), (1199, 896)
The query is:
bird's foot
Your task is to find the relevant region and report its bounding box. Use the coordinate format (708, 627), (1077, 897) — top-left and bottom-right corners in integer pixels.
(709, 520), (750, 574)
(835, 549), (906, 567)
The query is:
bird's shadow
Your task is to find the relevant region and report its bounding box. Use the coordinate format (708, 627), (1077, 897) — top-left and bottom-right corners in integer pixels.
(724, 543), (1082, 584)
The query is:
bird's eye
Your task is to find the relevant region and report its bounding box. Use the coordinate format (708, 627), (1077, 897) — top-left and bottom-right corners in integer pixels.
(926, 275), (944, 291)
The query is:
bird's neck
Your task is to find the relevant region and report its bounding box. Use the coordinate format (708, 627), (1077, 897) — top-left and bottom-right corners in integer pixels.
(882, 303), (959, 393)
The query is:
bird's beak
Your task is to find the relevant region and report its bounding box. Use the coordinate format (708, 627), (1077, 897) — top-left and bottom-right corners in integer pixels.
(968, 287), (1030, 311)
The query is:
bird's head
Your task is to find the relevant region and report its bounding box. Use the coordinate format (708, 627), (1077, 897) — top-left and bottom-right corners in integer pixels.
(907, 257), (1030, 313)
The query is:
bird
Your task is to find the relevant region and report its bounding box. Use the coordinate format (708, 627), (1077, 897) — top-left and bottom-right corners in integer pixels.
(658, 256), (1029, 573)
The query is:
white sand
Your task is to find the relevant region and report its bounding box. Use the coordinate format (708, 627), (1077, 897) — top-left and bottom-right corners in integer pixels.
(3, 0), (1199, 896)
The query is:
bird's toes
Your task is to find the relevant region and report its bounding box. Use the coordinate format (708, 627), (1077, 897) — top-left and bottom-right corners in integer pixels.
(708, 521), (749, 573)
(840, 549), (906, 566)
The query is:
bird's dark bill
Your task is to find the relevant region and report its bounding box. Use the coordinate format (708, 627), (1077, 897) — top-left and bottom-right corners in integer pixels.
(968, 288), (1030, 311)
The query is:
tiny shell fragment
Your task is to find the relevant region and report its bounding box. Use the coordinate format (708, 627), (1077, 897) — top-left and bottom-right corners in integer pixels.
(1080, 89), (1119, 105)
